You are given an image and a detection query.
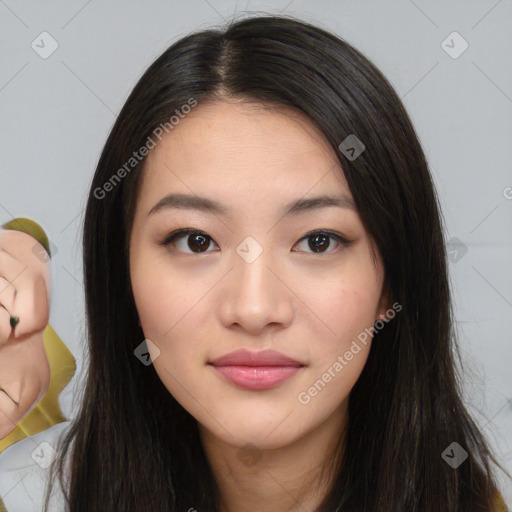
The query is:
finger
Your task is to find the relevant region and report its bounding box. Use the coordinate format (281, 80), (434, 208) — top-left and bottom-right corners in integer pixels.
(0, 237), (51, 339)
(0, 276), (16, 314)
(0, 303), (11, 346)
(10, 272), (49, 339)
(0, 250), (28, 287)
(0, 252), (25, 343)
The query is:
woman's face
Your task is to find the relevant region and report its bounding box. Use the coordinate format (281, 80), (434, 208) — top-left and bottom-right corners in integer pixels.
(129, 100), (389, 450)
(0, 230), (51, 439)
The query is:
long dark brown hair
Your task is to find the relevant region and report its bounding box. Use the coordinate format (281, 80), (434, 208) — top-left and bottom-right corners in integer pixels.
(44, 14), (507, 511)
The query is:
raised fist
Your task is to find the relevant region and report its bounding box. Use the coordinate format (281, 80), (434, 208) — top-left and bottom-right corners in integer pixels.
(0, 222), (52, 439)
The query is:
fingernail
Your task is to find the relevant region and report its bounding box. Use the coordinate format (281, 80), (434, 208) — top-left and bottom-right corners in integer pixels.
(10, 315), (19, 329)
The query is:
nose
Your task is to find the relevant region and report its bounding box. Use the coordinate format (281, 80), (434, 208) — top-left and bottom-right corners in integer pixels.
(217, 249), (294, 335)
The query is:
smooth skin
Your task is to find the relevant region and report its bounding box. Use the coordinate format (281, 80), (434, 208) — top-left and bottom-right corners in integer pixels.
(0, 229), (51, 439)
(129, 99), (390, 512)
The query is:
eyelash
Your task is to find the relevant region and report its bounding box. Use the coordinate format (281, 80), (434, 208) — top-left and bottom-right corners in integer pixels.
(158, 228), (353, 255)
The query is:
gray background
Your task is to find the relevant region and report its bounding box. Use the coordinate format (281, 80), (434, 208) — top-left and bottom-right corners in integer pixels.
(1, 0), (511, 504)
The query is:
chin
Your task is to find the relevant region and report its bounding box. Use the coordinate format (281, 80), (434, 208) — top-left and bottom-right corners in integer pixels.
(204, 417), (302, 451)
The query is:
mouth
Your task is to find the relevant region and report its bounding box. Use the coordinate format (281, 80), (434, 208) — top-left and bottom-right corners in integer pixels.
(208, 349), (305, 390)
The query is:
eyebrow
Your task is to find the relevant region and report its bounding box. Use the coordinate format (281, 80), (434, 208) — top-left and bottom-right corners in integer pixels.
(147, 192), (356, 218)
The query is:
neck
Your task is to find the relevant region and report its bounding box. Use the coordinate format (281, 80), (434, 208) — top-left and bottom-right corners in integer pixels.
(199, 403), (347, 512)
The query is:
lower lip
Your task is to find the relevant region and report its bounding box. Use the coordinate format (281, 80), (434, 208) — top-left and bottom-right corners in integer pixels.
(210, 365), (302, 390)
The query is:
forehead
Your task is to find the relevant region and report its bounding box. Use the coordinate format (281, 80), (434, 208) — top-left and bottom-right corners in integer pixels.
(137, 100), (351, 209)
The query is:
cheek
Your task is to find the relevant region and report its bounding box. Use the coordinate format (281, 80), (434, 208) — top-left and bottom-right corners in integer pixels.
(132, 262), (207, 342)
(130, 266), (195, 403)
(302, 269), (382, 353)
(296, 287), (376, 413)
(296, 264), (382, 410)
(130, 252), (214, 390)
(131, 243), (182, 337)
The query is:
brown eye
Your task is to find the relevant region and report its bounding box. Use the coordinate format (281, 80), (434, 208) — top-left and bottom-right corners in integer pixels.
(293, 230), (351, 254)
(161, 229), (219, 254)
(160, 228), (351, 256)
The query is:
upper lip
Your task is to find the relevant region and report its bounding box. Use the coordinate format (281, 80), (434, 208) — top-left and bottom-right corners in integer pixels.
(209, 349), (303, 367)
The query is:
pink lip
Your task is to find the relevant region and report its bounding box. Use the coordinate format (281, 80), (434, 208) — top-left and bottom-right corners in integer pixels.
(210, 349), (302, 367)
(209, 349), (304, 390)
